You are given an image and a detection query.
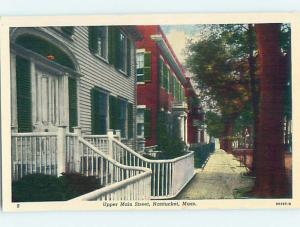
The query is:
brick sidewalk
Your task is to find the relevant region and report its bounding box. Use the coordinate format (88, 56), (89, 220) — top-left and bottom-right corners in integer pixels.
(176, 149), (254, 199)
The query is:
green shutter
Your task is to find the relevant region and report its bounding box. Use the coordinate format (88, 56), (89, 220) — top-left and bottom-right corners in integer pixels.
(167, 69), (171, 93)
(144, 109), (151, 138)
(88, 27), (98, 54)
(108, 26), (119, 67)
(127, 102), (133, 139)
(68, 78), (78, 132)
(127, 39), (132, 76)
(163, 64), (168, 89)
(16, 56), (32, 132)
(159, 59), (163, 86)
(109, 95), (120, 130)
(144, 52), (151, 81)
(91, 89), (100, 134)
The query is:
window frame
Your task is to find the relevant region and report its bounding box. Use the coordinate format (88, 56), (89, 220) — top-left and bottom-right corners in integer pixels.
(89, 26), (109, 62)
(136, 52), (145, 82)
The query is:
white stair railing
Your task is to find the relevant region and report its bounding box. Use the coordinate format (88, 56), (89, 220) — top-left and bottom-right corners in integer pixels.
(69, 137), (151, 201)
(110, 137), (195, 199)
(82, 135), (110, 155)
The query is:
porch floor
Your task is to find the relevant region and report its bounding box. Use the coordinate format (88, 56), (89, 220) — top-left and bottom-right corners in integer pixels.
(176, 149), (254, 200)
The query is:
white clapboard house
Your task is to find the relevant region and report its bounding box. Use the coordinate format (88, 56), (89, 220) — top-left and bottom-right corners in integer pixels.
(10, 26), (195, 201)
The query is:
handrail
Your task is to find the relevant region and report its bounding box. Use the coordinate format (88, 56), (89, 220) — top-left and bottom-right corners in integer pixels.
(112, 137), (194, 163)
(78, 137), (151, 172)
(68, 171), (151, 201)
(83, 135), (110, 138)
(12, 132), (58, 136)
(110, 137), (195, 199)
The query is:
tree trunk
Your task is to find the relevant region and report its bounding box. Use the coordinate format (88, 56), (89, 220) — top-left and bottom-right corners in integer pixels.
(253, 24), (288, 197)
(247, 24), (260, 174)
(222, 117), (235, 153)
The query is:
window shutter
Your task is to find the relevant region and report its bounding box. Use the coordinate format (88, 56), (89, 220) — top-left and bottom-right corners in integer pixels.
(144, 52), (151, 81)
(88, 27), (98, 54)
(159, 59), (163, 86)
(68, 77), (78, 132)
(126, 39), (132, 76)
(91, 89), (100, 134)
(16, 56), (32, 132)
(127, 102), (133, 139)
(163, 64), (168, 89)
(167, 69), (171, 93)
(108, 26), (119, 67)
(109, 95), (120, 130)
(144, 108), (151, 138)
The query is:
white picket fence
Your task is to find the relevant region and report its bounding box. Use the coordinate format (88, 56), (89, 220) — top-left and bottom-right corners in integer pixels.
(11, 128), (194, 200)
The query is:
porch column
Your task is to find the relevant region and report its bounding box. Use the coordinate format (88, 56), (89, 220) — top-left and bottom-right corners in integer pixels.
(107, 129), (114, 158)
(73, 126), (82, 172)
(10, 53), (18, 129)
(184, 115), (188, 144)
(59, 73), (69, 127)
(57, 125), (67, 176)
(30, 61), (37, 126)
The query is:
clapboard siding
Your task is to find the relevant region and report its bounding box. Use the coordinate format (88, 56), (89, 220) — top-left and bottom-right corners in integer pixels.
(38, 26), (137, 136)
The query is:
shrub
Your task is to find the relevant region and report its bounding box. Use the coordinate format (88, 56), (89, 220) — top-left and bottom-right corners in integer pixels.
(12, 174), (64, 202)
(12, 173), (102, 202)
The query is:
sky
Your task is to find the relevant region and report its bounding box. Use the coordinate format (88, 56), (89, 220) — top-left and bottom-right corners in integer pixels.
(161, 25), (200, 68)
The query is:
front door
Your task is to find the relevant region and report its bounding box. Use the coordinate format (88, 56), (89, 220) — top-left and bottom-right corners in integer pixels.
(33, 67), (61, 132)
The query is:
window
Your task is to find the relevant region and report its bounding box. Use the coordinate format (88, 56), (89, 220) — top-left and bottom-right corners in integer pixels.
(136, 108), (144, 137)
(88, 26), (108, 59)
(109, 96), (131, 138)
(136, 51), (151, 82)
(91, 88), (108, 135)
(136, 53), (144, 82)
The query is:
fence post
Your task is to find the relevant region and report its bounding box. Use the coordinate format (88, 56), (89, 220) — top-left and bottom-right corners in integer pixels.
(57, 126), (67, 176)
(73, 127), (82, 172)
(115, 130), (121, 141)
(107, 129), (114, 158)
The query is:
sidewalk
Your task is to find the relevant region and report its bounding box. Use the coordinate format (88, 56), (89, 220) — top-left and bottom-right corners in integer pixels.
(176, 149), (254, 199)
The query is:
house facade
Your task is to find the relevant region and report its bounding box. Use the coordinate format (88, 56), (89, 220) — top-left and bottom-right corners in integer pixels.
(135, 25), (204, 150)
(10, 26), (142, 148)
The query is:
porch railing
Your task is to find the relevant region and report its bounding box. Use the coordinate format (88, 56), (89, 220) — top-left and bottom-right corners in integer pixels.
(11, 132), (58, 181)
(110, 138), (194, 199)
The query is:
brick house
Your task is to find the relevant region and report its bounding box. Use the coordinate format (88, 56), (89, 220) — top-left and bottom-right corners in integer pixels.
(135, 25), (204, 151)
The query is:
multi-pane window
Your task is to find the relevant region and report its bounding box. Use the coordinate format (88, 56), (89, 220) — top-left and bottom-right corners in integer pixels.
(88, 26), (108, 59)
(136, 108), (144, 137)
(109, 95), (132, 138)
(136, 53), (144, 82)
